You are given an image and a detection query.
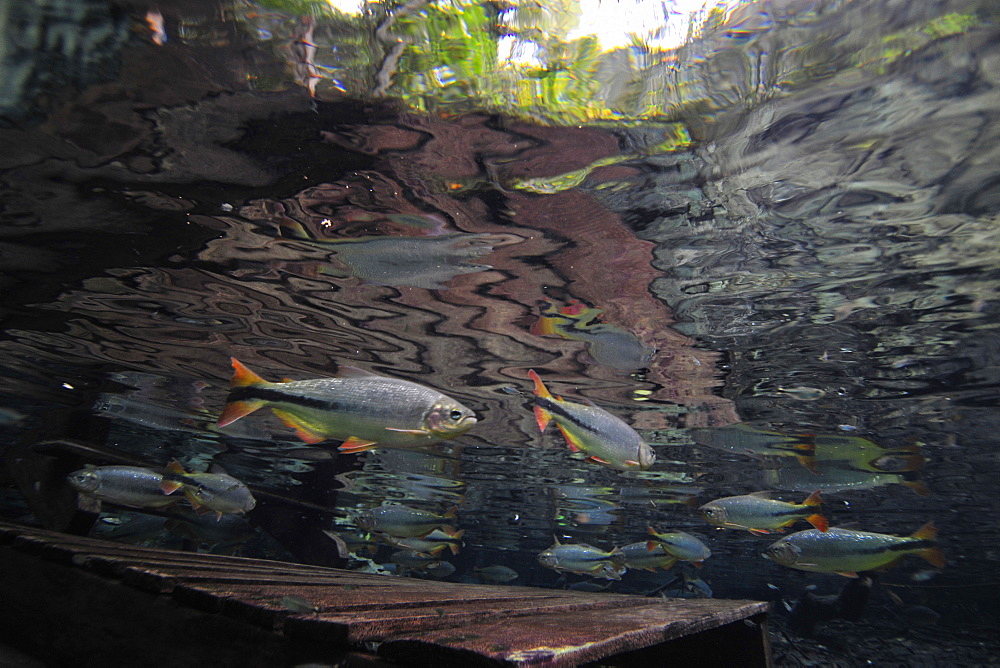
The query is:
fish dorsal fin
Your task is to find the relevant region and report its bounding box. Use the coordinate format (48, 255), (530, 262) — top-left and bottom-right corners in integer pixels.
(552, 535), (562, 546)
(165, 459), (187, 475)
(336, 365), (381, 379)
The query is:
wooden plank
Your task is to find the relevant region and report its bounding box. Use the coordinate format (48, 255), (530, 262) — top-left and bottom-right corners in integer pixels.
(377, 598), (771, 666)
(0, 520), (771, 666)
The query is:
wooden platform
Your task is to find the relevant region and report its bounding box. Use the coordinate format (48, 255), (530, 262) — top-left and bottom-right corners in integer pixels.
(0, 521), (771, 666)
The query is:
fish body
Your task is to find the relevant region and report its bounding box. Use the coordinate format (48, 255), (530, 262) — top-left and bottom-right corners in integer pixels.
(619, 541), (678, 572)
(381, 529), (465, 556)
(761, 461), (930, 496)
(537, 539), (626, 580)
(390, 549), (442, 570)
(217, 358), (476, 452)
(474, 565), (519, 583)
(646, 528), (711, 565)
(355, 504), (458, 537)
(67, 466), (180, 509)
(690, 424), (818, 472)
(699, 491), (828, 534)
(762, 523), (946, 577)
(162, 461), (256, 518)
(528, 370), (654, 471)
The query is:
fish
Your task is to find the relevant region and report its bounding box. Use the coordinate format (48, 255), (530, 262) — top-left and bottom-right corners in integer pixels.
(473, 565), (519, 583)
(216, 358), (477, 452)
(646, 528), (712, 566)
(421, 560), (457, 579)
(760, 459), (930, 496)
(354, 504), (458, 538)
(619, 541), (678, 572)
(537, 537), (627, 580)
(531, 297), (653, 370)
(389, 549), (443, 571)
(528, 370), (655, 471)
(762, 522), (946, 577)
(698, 491), (829, 534)
(161, 460), (256, 519)
(381, 529), (465, 556)
(689, 424), (818, 473)
(67, 465), (181, 510)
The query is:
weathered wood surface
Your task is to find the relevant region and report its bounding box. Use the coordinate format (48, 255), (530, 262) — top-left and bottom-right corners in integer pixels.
(0, 521), (771, 666)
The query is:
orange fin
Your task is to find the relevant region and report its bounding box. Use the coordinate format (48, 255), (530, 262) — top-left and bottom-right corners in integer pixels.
(835, 571), (859, 578)
(528, 369), (553, 400)
(384, 427), (429, 435)
(533, 405), (552, 433)
(217, 399), (264, 427)
(442, 506), (459, 520)
(586, 456), (611, 466)
(797, 455), (819, 473)
(339, 436), (378, 453)
(748, 528), (772, 535)
(165, 460), (187, 475)
(160, 480), (184, 495)
(555, 423), (584, 453)
(270, 408), (328, 444)
(905, 480), (931, 496)
(920, 547), (946, 569)
(691, 561), (704, 568)
(802, 490), (823, 507)
(229, 358), (267, 389)
(806, 514), (829, 532)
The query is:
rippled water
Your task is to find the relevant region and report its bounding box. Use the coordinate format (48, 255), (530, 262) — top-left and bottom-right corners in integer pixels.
(2, 0), (999, 662)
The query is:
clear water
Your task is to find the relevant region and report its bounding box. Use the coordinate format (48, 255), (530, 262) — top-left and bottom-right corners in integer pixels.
(2, 0), (999, 662)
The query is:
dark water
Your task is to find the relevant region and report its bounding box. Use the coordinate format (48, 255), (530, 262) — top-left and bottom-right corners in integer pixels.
(2, 0), (999, 663)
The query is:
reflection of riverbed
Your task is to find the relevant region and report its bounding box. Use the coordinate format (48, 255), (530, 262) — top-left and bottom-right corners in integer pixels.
(1, 1), (999, 660)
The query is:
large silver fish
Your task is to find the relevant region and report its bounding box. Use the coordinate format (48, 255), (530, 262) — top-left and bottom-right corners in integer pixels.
(762, 522), (946, 577)
(537, 537), (627, 580)
(528, 370), (654, 471)
(217, 358), (477, 453)
(67, 465), (180, 510)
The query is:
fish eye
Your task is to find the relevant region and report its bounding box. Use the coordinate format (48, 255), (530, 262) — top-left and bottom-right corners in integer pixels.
(449, 409), (463, 421)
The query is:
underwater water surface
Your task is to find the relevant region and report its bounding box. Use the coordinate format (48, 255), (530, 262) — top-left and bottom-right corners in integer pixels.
(1, 0), (999, 664)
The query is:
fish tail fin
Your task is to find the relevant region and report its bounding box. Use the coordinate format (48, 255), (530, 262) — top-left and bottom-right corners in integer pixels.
(442, 505), (459, 520)
(806, 514), (829, 532)
(797, 454), (819, 474)
(217, 358), (268, 427)
(802, 490), (823, 507)
(528, 370), (554, 431)
(165, 459), (187, 475)
(904, 480), (931, 496)
(228, 358), (267, 389)
(161, 480), (185, 495)
(920, 546), (947, 569)
(161, 459), (187, 495)
(528, 369), (553, 400)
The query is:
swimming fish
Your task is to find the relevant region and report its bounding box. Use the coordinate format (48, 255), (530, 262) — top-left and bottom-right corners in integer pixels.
(381, 528), (465, 556)
(689, 424), (818, 473)
(699, 491), (829, 534)
(161, 460), (256, 519)
(537, 538), (627, 580)
(528, 370), (655, 471)
(619, 541), (678, 572)
(67, 465), (181, 510)
(646, 528), (712, 566)
(762, 522), (946, 577)
(531, 297), (653, 370)
(354, 504), (458, 538)
(473, 565), (519, 583)
(217, 358), (477, 453)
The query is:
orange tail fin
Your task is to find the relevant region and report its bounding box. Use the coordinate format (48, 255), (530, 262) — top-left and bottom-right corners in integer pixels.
(229, 358), (267, 389)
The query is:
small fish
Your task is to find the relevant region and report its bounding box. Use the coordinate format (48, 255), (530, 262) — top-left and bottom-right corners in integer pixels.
(389, 549), (442, 571)
(381, 529), (465, 556)
(67, 466), (181, 510)
(690, 424), (818, 473)
(619, 541), (678, 572)
(699, 491), (828, 534)
(422, 560), (457, 579)
(528, 370), (655, 471)
(646, 528), (712, 566)
(537, 537), (627, 580)
(775, 385), (827, 401)
(762, 522), (946, 577)
(161, 460), (256, 519)
(531, 297), (652, 370)
(473, 565), (519, 583)
(280, 595), (319, 615)
(217, 358), (477, 452)
(354, 504), (458, 538)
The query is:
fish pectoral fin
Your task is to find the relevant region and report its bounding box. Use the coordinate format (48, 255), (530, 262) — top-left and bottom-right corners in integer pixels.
(339, 437), (379, 454)
(586, 455), (612, 466)
(835, 571), (859, 578)
(748, 528), (772, 535)
(384, 427), (429, 435)
(270, 408), (328, 444)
